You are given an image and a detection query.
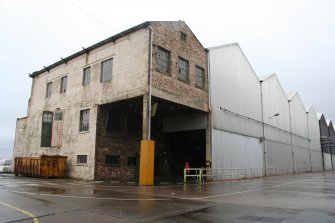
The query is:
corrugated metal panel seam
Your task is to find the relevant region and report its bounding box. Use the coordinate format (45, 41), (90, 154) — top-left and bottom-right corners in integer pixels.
(220, 107), (310, 141)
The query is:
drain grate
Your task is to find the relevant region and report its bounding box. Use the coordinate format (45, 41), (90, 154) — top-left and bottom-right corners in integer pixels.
(236, 215), (284, 223)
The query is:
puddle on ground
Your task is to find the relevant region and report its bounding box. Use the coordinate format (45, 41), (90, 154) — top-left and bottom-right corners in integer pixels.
(35, 186), (66, 194)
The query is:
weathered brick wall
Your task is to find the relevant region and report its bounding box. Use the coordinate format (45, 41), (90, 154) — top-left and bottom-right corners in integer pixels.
(95, 106), (141, 181)
(150, 21), (209, 112)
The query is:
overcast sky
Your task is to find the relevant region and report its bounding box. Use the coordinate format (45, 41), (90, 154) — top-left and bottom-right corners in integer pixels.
(1, 0), (335, 158)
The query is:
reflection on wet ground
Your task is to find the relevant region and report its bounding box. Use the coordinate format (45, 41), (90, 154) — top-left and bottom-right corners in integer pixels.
(0, 172), (335, 223)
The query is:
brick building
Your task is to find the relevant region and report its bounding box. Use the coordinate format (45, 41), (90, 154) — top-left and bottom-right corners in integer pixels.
(14, 21), (210, 181)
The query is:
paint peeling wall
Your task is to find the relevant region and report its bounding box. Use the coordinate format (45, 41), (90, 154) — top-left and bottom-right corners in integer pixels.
(14, 28), (150, 180)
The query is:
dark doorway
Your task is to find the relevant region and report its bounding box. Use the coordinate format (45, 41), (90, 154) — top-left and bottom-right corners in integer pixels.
(168, 129), (206, 177)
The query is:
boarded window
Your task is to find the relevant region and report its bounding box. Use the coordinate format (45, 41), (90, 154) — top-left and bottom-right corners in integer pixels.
(195, 66), (205, 88)
(157, 47), (170, 73)
(46, 82), (52, 98)
(79, 109), (90, 132)
(51, 110), (64, 147)
(106, 111), (121, 133)
(54, 112), (63, 121)
(60, 76), (67, 93)
(105, 155), (120, 167)
(41, 112), (53, 147)
(101, 59), (113, 82)
(178, 57), (189, 82)
(83, 67), (90, 86)
(77, 155), (87, 164)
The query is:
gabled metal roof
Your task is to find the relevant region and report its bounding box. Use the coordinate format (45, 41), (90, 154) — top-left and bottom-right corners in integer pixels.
(259, 73), (275, 82)
(286, 92), (297, 101)
(317, 113), (323, 120)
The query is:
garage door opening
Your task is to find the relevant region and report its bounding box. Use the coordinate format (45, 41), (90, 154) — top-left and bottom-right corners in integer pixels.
(167, 129), (206, 177)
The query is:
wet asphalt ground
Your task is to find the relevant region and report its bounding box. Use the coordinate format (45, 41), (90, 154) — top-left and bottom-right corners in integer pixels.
(0, 172), (335, 223)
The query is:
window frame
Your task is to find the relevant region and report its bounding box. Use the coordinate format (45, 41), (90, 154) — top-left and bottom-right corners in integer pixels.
(100, 58), (113, 82)
(60, 76), (67, 93)
(156, 47), (170, 74)
(46, 82), (52, 98)
(77, 155), (88, 164)
(105, 155), (121, 167)
(83, 67), (91, 86)
(41, 111), (53, 147)
(177, 57), (189, 82)
(195, 66), (205, 89)
(79, 109), (90, 132)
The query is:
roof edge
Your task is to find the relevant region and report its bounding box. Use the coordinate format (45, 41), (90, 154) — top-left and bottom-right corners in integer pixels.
(30, 21), (152, 78)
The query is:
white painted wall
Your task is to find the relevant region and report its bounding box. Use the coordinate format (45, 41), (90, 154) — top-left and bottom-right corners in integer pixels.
(14, 28), (150, 180)
(209, 44), (263, 178)
(288, 93), (310, 172)
(209, 44), (262, 138)
(306, 105), (323, 172)
(212, 129), (263, 179)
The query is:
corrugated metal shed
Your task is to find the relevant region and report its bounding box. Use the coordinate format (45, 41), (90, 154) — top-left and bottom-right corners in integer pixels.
(260, 74), (293, 173)
(306, 105), (323, 171)
(209, 43), (263, 178)
(287, 93), (310, 173)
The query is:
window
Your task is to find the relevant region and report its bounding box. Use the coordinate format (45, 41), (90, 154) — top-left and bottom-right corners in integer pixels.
(77, 155), (87, 164)
(41, 112), (53, 147)
(60, 76), (67, 93)
(178, 57), (189, 82)
(195, 66), (205, 88)
(106, 111), (122, 133)
(127, 113), (142, 137)
(157, 47), (170, 73)
(46, 82), (52, 98)
(181, 32), (187, 41)
(83, 67), (90, 86)
(54, 111), (63, 121)
(105, 155), (120, 167)
(128, 156), (137, 167)
(79, 109), (90, 132)
(101, 59), (113, 82)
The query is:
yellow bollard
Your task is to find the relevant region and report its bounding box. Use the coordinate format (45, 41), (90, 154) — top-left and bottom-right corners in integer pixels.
(139, 140), (155, 186)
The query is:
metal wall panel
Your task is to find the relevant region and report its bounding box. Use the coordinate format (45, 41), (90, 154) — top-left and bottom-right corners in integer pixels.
(265, 140), (293, 174)
(261, 75), (291, 143)
(163, 113), (207, 133)
(289, 94), (309, 147)
(209, 44), (262, 138)
(294, 146), (311, 173)
(324, 153), (332, 170)
(212, 129), (263, 178)
(311, 150), (323, 172)
(307, 106), (322, 152)
(319, 114), (329, 137)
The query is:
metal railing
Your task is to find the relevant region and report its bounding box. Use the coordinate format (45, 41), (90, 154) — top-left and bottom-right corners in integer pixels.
(184, 168), (204, 182)
(184, 167), (300, 182)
